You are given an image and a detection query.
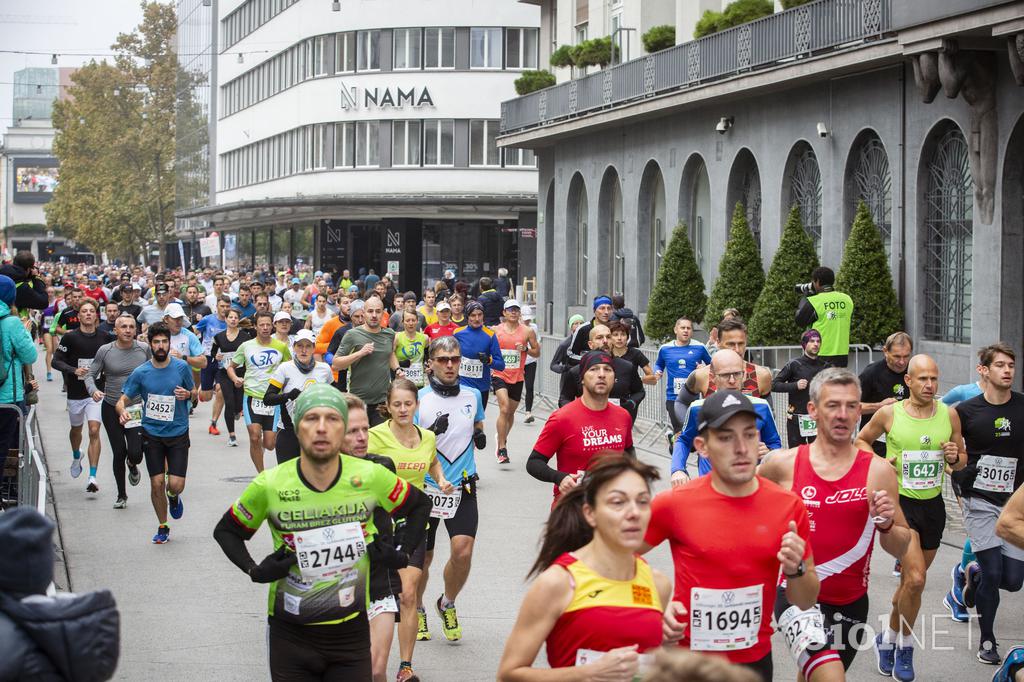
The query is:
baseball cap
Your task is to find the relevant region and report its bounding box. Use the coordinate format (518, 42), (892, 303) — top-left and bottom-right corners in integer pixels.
(436, 301), (451, 312)
(273, 311), (291, 323)
(503, 299), (521, 310)
(697, 390), (758, 432)
(293, 329), (316, 345)
(163, 303), (186, 319)
(291, 277), (301, 284)
(130, 283), (142, 291)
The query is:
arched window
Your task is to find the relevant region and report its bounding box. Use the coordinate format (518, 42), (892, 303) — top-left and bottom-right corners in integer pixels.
(727, 149), (762, 247)
(598, 168), (624, 296)
(566, 174), (589, 306)
(849, 132), (892, 256)
(923, 125), (973, 343)
(788, 143), (822, 254)
(638, 162), (666, 303)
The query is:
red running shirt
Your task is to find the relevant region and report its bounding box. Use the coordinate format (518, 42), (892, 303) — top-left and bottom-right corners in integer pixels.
(788, 444), (875, 605)
(644, 475), (812, 664)
(533, 399), (633, 499)
(545, 553), (664, 668)
(424, 322), (458, 339)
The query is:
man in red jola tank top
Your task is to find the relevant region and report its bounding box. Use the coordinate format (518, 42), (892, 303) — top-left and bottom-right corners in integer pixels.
(759, 367), (912, 680)
(643, 390), (817, 682)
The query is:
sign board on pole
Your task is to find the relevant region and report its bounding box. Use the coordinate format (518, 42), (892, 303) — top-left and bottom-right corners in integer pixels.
(387, 260), (400, 274)
(199, 236), (220, 258)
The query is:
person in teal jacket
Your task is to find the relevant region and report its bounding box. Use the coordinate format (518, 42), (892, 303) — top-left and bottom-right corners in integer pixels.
(0, 274), (40, 492)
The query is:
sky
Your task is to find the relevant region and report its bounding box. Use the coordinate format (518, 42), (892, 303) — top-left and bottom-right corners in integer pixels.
(0, 0), (146, 128)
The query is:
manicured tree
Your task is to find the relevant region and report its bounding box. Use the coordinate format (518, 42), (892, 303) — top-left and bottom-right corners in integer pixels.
(749, 205), (820, 345)
(836, 201), (903, 346)
(705, 203), (765, 326)
(642, 25), (676, 53)
(646, 223), (707, 341)
(514, 70), (556, 95)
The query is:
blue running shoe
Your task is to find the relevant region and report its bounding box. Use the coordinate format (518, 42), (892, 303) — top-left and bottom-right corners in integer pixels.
(992, 645), (1024, 682)
(963, 561), (982, 609)
(893, 645), (915, 681)
(875, 633), (895, 676)
(152, 525), (170, 544)
(951, 563), (967, 605)
(168, 493), (184, 520)
(943, 591), (970, 623)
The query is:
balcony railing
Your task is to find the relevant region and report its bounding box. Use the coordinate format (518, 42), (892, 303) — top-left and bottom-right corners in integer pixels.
(500, 0), (891, 135)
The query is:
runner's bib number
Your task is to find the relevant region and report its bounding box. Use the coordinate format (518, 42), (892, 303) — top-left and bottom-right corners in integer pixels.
(293, 522), (366, 583)
(460, 357), (483, 379)
(689, 584), (762, 651)
(425, 483), (462, 519)
(124, 404), (143, 430)
(974, 455), (1017, 494)
(797, 415), (817, 438)
(404, 362), (424, 384)
(777, 604), (828, 659)
(77, 358), (92, 380)
(901, 450), (944, 490)
(501, 350), (521, 369)
(145, 394), (176, 422)
(575, 648), (654, 677)
(250, 398), (274, 416)
(673, 377), (684, 395)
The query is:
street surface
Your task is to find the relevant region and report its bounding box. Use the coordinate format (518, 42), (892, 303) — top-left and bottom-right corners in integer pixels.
(34, 354), (1024, 681)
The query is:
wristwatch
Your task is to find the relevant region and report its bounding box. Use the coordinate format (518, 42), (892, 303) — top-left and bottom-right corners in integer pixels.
(784, 560), (806, 578)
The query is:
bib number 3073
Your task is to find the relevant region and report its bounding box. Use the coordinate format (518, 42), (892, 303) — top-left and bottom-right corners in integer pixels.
(293, 522), (366, 583)
(689, 584), (762, 651)
(425, 484), (462, 519)
(974, 455), (1017, 494)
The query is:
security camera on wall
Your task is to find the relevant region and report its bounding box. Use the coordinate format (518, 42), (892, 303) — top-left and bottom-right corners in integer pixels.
(716, 117), (734, 135)
(817, 122), (829, 138)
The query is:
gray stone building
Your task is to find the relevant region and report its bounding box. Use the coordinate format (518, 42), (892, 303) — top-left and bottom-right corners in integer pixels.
(499, 0), (1024, 386)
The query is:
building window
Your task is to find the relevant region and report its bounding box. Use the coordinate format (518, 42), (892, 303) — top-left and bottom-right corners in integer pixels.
(850, 134), (892, 257)
(336, 32), (355, 73)
(357, 30), (381, 71)
(470, 120), (499, 166)
(923, 126), (973, 344)
(575, 23), (588, 44)
(789, 145), (822, 254)
(392, 120), (422, 166)
(313, 124), (326, 169)
(690, 160), (711, 279)
(470, 28), (502, 69)
(394, 28), (423, 70)
(505, 28), (539, 69)
(355, 121), (379, 167)
(575, 188), (588, 306)
(423, 120), (455, 166)
(741, 165), (762, 247)
(424, 27), (455, 69)
(334, 122), (355, 168)
(504, 148), (536, 167)
(314, 35), (328, 76)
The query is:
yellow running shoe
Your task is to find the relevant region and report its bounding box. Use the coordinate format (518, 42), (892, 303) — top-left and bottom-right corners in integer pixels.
(436, 595), (462, 642)
(416, 607), (431, 641)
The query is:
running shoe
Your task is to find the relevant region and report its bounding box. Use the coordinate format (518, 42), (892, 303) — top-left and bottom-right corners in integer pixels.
(943, 591), (970, 623)
(524, 412), (535, 424)
(979, 641), (1002, 665)
(168, 493), (184, 520)
(86, 480), (99, 494)
(892, 645), (915, 681)
(128, 464), (141, 487)
(963, 561), (982, 609)
(70, 456), (82, 478)
(892, 559), (902, 577)
(395, 665), (419, 682)
(228, 436), (238, 447)
(113, 496), (127, 510)
(874, 633), (895, 676)
(436, 595), (462, 642)
(152, 525), (170, 544)
(992, 645), (1024, 682)
(951, 562), (967, 606)
(46, 371), (52, 381)
(416, 608), (431, 641)
(209, 423), (221, 436)
(496, 447), (510, 464)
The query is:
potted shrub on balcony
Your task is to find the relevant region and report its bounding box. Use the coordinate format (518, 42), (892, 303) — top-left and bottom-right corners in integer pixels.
(695, 0), (774, 38)
(549, 45), (575, 69)
(642, 25), (676, 54)
(574, 37), (615, 69)
(514, 70), (557, 96)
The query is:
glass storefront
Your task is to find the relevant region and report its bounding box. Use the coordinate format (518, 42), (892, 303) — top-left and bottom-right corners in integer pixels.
(253, 231), (270, 267)
(272, 229), (290, 270)
(422, 220), (518, 292)
(293, 224), (315, 267)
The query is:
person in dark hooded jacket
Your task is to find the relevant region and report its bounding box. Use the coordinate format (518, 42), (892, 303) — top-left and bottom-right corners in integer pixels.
(610, 294), (646, 349)
(0, 251), (48, 312)
(0, 507), (120, 682)
(475, 276), (505, 326)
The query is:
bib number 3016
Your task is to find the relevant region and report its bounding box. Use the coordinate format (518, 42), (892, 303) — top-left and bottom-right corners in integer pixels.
(293, 522), (366, 583)
(689, 584), (762, 651)
(974, 455), (1017, 494)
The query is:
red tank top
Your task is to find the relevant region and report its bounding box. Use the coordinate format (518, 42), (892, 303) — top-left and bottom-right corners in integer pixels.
(788, 445), (876, 605)
(545, 553), (663, 668)
(705, 361), (761, 397)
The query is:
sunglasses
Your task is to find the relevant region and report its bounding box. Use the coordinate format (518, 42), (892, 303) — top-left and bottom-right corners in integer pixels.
(433, 356), (461, 365)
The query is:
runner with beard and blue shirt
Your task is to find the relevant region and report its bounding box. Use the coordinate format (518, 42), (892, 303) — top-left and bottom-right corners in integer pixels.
(653, 317), (711, 440)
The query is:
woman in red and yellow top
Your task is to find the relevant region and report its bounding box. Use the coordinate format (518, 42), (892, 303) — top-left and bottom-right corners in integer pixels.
(498, 455), (672, 681)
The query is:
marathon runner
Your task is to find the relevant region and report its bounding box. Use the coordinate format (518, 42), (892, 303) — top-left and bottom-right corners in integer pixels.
(40, 286), (61, 381)
(368, 379), (454, 682)
(498, 456), (671, 680)
(414, 336), (487, 643)
(675, 318), (772, 411)
(393, 310), (428, 388)
(389, 293), (426, 332)
(950, 343), (1024, 665)
(52, 287), (82, 336)
(212, 384), (430, 681)
(52, 298), (112, 491)
(453, 301), (504, 413)
(227, 311), (290, 472)
(262, 329), (333, 465)
(857, 331), (913, 457)
(333, 296), (397, 426)
(528, 350), (634, 502)
(491, 299), (539, 465)
(84, 313), (150, 509)
(993, 486), (1024, 682)
(117, 322), (196, 544)
(854, 354), (964, 679)
(643, 390), (818, 682)
(521, 305), (540, 424)
(609, 320), (656, 385)
(653, 316), (711, 445)
(211, 309), (252, 446)
(565, 295), (616, 367)
(423, 300), (456, 340)
(759, 368), (912, 679)
(193, 296), (230, 432)
(772, 330), (829, 447)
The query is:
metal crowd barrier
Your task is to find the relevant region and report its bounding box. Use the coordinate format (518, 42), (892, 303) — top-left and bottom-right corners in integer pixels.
(0, 404), (47, 513)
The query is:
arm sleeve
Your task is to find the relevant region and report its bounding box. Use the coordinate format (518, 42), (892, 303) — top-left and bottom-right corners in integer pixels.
(84, 345), (106, 395)
(389, 485), (431, 554)
(262, 381), (289, 406)
(527, 449), (569, 485)
(759, 406), (783, 450)
(51, 337), (76, 374)
(628, 368), (645, 407)
(795, 297), (817, 327)
(213, 510), (259, 574)
(211, 335), (222, 358)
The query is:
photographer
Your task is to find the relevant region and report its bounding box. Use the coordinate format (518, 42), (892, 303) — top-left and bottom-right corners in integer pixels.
(794, 266), (853, 367)
(0, 250), (48, 312)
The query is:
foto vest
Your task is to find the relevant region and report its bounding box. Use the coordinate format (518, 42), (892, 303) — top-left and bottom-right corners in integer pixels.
(809, 290), (853, 356)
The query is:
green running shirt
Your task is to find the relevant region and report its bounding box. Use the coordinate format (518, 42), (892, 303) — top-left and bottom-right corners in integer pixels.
(886, 400), (952, 500)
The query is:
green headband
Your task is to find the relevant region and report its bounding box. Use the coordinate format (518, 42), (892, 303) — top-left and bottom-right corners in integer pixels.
(292, 384), (349, 427)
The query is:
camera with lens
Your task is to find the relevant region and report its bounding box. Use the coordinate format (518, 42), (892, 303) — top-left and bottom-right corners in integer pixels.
(794, 282), (816, 296)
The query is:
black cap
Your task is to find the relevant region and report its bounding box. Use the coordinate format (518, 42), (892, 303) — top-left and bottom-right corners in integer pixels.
(156, 283), (169, 294)
(579, 350), (614, 375)
(697, 390), (758, 432)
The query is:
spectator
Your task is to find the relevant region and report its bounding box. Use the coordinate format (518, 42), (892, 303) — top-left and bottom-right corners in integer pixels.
(494, 267), (512, 298)
(611, 293), (647, 348)
(795, 266), (854, 367)
(476, 276), (505, 326)
(441, 269), (457, 294)
(0, 507), (120, 680)
(363, 268), (380, 292)
(0, 250), (48, 311)
(0, 275), (38, 492)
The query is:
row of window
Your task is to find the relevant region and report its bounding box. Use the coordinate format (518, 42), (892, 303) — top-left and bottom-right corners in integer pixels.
(221, 0), (298, 50)
(220, 27), (539, 118)
(220, 119), (535, 190)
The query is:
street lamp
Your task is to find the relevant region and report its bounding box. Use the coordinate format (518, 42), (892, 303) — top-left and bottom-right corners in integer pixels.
(51, 54), (58, 65)
(332, 0), (341, 10)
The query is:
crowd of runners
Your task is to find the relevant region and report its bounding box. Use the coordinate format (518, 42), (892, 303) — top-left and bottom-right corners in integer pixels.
(10, 254), (1024, 682)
